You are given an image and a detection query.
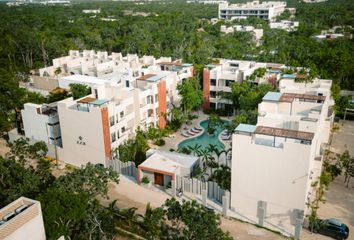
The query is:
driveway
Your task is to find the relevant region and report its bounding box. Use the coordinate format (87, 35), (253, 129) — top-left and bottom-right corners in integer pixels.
(103, 175), (292, 240)
(315, 120), (354, 240)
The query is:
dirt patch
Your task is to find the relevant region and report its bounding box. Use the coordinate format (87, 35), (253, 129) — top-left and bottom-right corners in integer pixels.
(0, 138), (9, 157)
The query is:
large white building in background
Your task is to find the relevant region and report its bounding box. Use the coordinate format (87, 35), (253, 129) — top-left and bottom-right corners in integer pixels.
(18, 50), (194, 167)
(230, 78), (334, 237)
(218, 1), (286, 20)
(0, 197), (46, 240)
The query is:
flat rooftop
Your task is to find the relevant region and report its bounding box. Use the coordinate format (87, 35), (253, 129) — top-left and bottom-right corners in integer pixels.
(262, 92), (326, 103)
(140, 150), (198, 174)
(61, 74), (109, 85)
(223, 1), (286, 9)
(280, 93), (326, 103)
(0, 197), (40, 238)
(255, 125), (314, 141)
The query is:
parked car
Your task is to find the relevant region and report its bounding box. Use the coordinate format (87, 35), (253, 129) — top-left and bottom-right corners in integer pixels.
(315, 218), (349, 240)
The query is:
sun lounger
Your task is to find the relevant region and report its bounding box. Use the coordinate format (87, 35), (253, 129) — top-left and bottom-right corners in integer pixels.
(181, 131), (190, 137)
(221, 135), (231, 140)
(187, 130), (196, 136)
(191, 128), (201, 133)
(195, 125), (202, 131)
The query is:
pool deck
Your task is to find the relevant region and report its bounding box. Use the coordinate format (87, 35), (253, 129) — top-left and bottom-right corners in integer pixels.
(158, 111), (232, 164)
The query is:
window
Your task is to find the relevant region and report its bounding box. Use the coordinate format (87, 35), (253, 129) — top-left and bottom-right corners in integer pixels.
(110, 116), (115, 127)
(210, 91), (217, 98)
(117, 130), (120, 139)
(116, 114), (119, 123)
(155, 94), (158, 102)
(121, 127), (126, 133)
(225, 80), (232, 87)
(210, 79), (216, 86)
(120, 111), (124, 118)
(147, 95), (153, 104)
(111, 132), (116, 143)
(125, 80), (130, 88)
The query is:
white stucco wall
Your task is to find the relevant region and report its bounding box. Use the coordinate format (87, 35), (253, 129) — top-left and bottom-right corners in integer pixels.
(21, 103), (59, 144)
(57, 99), (106, 167)
(231, 133), (312, 235)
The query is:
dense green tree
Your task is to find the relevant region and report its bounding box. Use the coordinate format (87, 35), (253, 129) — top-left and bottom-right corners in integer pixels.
(38, 189), (90, 239)
(54, 162), (119, 198)
(177, 77), (203, 114)
(338, 150), (354, 187)
(69, 83), (91, 100)
(162, 198), (232, 240)
(209, 165), (231, 190)
(116, 128), (148, 165)
(207, 113), (223, 135)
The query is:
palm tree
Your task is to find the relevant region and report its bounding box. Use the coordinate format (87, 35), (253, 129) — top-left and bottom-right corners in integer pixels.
(106, 199), (121, 221)
(222, 148), (232, 167)
(206, 144), (218, 155)
(118, 207), (143, 228)
(210, 165), (231, 190)
(213, 148), (223, 165)
(187, 143), (202, 156)
(197, 148), (213, 170)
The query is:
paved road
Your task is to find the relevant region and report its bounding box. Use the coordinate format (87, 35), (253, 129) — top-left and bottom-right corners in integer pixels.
(316, 120), (354, 240)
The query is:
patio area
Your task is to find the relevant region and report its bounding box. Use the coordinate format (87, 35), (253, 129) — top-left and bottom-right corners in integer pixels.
(158, 111), (233, 166)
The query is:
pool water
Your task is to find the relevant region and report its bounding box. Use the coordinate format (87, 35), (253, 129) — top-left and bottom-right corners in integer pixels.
(178, 120), (228, 151)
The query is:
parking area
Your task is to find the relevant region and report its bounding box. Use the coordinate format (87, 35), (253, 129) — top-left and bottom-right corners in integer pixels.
(315, 120), (354, 240)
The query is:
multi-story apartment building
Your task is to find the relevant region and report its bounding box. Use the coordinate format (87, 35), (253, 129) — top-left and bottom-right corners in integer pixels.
(19, 50), (194, 167)
(0, 197), (46, 240)
(230, 78), (334, 237)
(218, 1), (286, 20)
(202, 60), (277, 110)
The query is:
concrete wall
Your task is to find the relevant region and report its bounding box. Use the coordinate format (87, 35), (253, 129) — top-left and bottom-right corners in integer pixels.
(57, 98), (106, 167)
(231, 133), (312, 235)
(141, 170), (154, 183)
(30, 75), (59, 91)
(21, 103), (59, 144)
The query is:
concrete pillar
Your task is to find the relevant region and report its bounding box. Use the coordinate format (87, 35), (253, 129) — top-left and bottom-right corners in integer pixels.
(294, 218), (303, 240)
(258, 207), (265, 226)
(222, 195), (229, 216)
(171, 180), (176, 197)
(257, 200), (267, 227)
(202, 189), (207, 206)
(225, 191), (230, 208)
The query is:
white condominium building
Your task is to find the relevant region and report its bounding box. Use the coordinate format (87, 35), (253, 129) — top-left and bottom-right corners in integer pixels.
(230, 79), (334, 237)
(218, 1), (286, 20)
(0, 197), (46, 240)
(203, 60), (285, 110)
(19, 50), (194, 167)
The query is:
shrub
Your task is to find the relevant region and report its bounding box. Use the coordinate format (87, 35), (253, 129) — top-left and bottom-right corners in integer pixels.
(155, 139), (165, 146)
(142, 176), (150, 184)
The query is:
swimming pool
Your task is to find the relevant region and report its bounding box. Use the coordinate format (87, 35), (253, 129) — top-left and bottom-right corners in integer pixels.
(178, 120), (228, 151)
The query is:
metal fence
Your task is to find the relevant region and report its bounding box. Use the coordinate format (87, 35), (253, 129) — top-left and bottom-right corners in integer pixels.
(106, 159), (138, 180)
